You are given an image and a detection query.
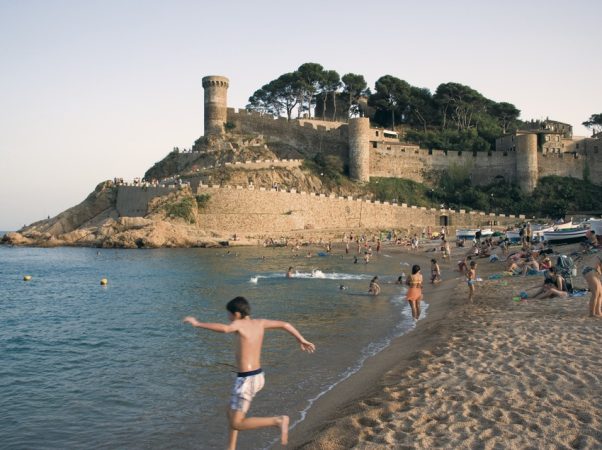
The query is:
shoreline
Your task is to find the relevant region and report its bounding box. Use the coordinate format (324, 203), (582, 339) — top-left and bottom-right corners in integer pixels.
(288, 248), (464, 448)
(290, 249), (602, 449)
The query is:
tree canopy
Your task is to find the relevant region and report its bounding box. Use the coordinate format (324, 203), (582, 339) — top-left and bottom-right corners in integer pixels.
(247, 63), (522, 151)
(583, 113), (602, 135)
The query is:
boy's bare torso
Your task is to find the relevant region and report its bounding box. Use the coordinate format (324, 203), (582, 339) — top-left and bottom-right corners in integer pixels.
(234, 318), (265, 372)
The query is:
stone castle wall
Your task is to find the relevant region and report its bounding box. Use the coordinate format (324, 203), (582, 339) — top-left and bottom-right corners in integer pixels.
(204, 75), (602, 191)
(370, 147), (517, 184)
(197, 185), (519, 234)
(116, 186), (176, 217)
(226, 108), (349, 157)
(115, 185), (521, 234)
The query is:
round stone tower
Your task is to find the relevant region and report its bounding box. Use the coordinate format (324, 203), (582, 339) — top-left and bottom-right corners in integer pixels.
(348, 117), (371, 182)
(202, 75), (229, 136)
(515, 133), (538, 193)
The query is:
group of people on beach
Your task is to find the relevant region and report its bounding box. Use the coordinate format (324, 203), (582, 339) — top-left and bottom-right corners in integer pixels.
(181, 228), (602, 449)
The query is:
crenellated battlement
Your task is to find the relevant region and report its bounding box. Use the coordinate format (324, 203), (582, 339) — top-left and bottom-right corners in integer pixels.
(202, 75), (602, 190)
(226, 107), (348, 135)
(202, 76), (229, 88)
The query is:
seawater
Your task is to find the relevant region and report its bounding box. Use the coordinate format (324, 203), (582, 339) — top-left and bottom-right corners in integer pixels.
(0, 246), (419, 449)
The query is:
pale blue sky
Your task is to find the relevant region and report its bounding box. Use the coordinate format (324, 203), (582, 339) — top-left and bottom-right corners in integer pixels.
(1, 0), (600, 230)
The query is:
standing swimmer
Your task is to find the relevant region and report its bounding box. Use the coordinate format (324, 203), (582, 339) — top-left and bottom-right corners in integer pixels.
(406, 265), (423, 320)
(368, 276), (381, 296)
(430, 259), (441, 284)
(467, 261), (477, 302)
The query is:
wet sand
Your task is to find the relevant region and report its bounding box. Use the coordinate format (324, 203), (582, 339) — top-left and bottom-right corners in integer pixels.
(290, 245), (602, 449)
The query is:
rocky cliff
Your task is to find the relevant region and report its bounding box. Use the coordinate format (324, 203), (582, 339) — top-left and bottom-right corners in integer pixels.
(3, 133), (363, 248)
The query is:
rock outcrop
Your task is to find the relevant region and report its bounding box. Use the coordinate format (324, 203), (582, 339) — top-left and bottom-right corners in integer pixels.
(2, 135), (362, 248)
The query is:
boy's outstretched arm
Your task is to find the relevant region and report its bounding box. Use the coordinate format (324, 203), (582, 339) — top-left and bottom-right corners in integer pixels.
(183, 316), (237, 333)
(262, 319), (316, 353)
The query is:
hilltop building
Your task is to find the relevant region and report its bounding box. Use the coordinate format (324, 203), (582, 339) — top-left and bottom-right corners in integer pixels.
(201, 75), (602, 194)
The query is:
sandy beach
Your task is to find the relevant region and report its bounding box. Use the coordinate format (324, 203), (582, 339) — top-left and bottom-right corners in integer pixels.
(290, 245), (602, 449)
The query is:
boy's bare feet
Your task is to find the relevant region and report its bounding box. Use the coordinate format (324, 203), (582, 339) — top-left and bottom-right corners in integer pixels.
(279, 415), (289, 445)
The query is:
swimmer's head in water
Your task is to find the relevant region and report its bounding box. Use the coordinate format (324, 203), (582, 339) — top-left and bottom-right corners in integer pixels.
(226, 296), (250, 319)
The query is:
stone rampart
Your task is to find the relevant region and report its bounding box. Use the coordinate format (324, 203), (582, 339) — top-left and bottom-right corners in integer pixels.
(196, 185), (519, 234)
(370, 148), (517, 185)
(226, 108), (349, 157)
(537, 152), (585, 179)
(116, 186), (176, 217)
(114, 184), (521, 234)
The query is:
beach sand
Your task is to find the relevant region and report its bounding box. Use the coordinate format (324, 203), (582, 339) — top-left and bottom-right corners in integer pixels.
(290, 247), (602, 449)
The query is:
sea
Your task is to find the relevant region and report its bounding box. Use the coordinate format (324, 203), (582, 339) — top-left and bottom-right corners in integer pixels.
(0, 243), (422, 449)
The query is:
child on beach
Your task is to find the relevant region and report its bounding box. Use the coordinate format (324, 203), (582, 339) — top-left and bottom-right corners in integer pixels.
(583, 266), (602, 317)
(368, 276), (381, 296)
(430, 259), (441, 284)
(183, 297), (315, 449)
(406, 265), (423, 320)
(467, 261), (477, 302)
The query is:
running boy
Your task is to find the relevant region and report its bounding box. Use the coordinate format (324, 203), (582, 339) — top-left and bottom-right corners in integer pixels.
(467, 261), (477, 302)
(183, 297), (315, 450)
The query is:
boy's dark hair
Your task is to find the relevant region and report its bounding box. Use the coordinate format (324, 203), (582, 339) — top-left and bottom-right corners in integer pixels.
(470, 261), (477, 267)
(226, 296), (251, 318)
(431, 259), (437, 263)
(412, 264), (421, 274)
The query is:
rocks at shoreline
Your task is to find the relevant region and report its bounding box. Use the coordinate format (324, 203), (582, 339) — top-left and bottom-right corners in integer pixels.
(1, 181), (233, 249)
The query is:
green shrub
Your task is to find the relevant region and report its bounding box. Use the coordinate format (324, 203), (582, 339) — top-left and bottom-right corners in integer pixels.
(195, 194), (211, 209)
(165, 197), (196, 223)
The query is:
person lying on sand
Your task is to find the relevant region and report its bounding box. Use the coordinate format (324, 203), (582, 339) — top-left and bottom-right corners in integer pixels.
(183, 297), (315, 450)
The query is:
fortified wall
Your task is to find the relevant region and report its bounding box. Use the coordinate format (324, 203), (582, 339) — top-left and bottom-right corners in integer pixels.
(115, 184), (521, 235)
(225, 108), (349, 158)
(201, 75), (602, 193)
(116, 186), (176, 216)
(196, 185), (520, 233)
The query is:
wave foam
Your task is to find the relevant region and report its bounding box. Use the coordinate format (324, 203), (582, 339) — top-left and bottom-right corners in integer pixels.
(249, 271), (371, 283)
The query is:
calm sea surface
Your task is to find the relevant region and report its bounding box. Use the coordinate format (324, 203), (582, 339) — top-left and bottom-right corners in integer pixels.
(0, 245), (419, 449)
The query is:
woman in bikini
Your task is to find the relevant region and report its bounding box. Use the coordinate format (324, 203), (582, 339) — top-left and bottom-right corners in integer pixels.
(406, 264), (423, 320)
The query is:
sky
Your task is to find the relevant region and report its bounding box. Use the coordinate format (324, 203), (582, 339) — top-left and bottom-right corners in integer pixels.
(0, 0), (600, 230)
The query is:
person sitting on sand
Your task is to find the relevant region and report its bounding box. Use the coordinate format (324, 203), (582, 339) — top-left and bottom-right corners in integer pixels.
(430, 259), (441, 284)
(532, 278), (569, 299)
(539, 256), (552, 270)
(286, 267), (294, 278)
(406, 265), (423, 320)
(521, 255), (540, 276)
(531, 267), (568, 299)
(583, 266), (602, 317)
(467, 261), (477, 302)
(368, 276), (381, 296)
(183, 297), (315, 450)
